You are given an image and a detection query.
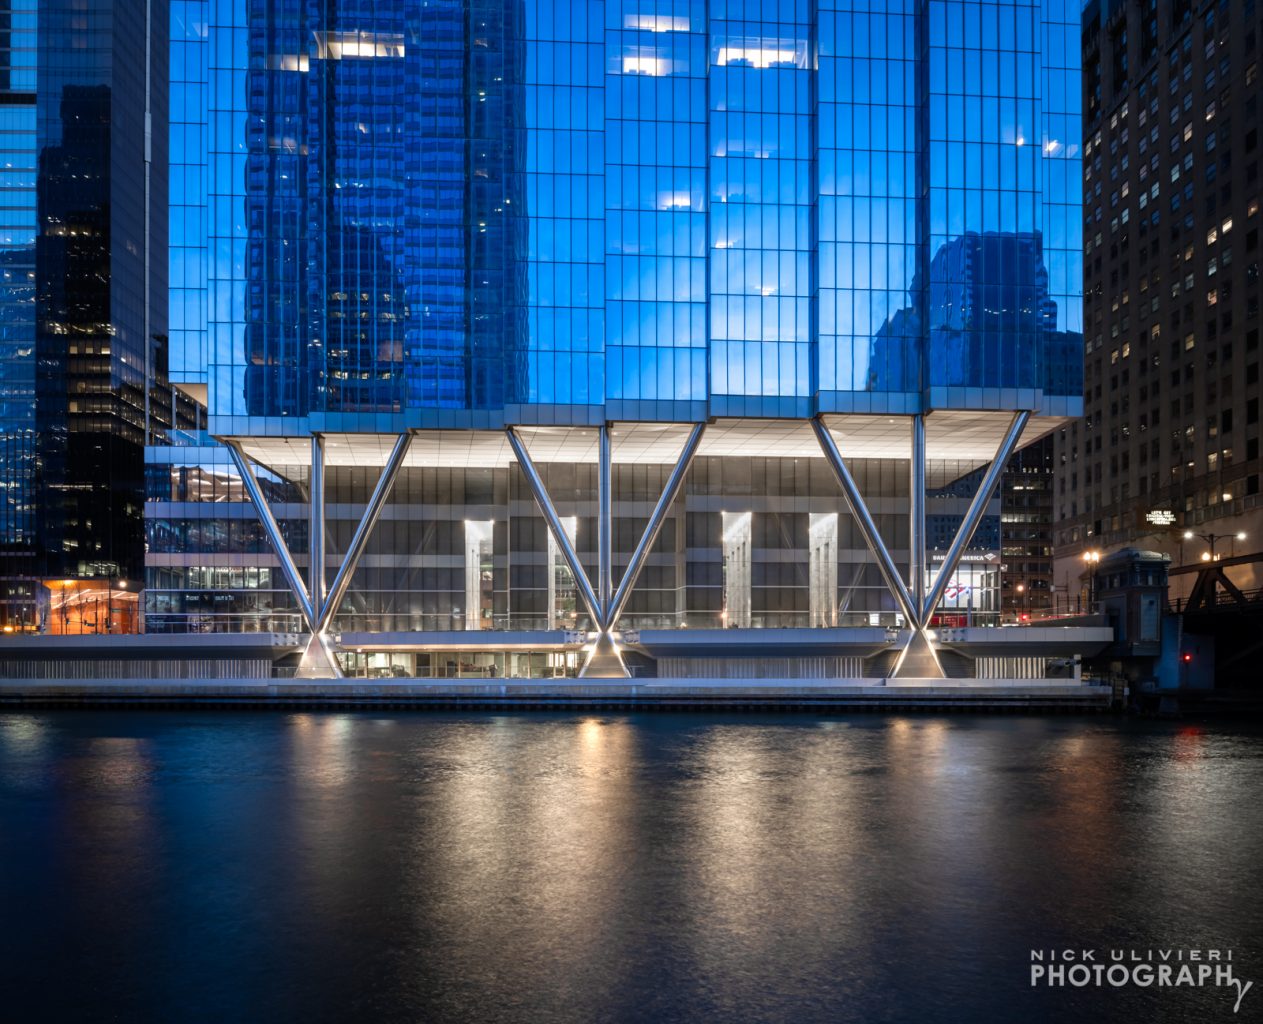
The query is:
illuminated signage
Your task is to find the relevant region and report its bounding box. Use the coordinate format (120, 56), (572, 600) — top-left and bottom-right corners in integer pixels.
(1145, 510), (1177, 526)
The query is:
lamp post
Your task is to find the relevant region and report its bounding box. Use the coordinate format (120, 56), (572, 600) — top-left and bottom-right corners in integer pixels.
(1183, 530), (1247, 562)
(1082, 550), (1101, 610)
(1015, 582), (1026, 623)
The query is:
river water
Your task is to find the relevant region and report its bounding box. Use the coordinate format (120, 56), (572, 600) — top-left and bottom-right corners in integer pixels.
(1, 711), (1260, 1023)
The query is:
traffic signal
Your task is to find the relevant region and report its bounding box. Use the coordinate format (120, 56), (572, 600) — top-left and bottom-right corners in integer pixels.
(1181, 652), (1193, 663)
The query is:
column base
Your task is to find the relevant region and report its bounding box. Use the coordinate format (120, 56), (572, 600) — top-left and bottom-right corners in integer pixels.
(892, 629), (944, 679)
(579, 631), (630, 678)
(295, 633), (345, 679)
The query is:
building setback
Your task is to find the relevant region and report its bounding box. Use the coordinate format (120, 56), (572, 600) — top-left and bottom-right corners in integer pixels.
(146, 0), (1084, 679)
(1057, 0), (1262, 601)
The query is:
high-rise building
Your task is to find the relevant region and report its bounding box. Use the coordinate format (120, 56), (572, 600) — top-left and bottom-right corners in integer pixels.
(1002, 434), (1055, 620)
(1056, 0), (1262, 605)
(0, 0), (181, 633)
(147, 0), (1084, 679)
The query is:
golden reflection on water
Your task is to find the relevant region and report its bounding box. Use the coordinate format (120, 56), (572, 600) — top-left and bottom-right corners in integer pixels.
(4, 712), (1263, 1022)
(674, 723), (878, 1009)
(395, 715), (646, 1013)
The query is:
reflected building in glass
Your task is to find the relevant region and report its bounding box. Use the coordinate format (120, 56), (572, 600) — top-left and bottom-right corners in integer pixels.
(148, 0), (1083, 679)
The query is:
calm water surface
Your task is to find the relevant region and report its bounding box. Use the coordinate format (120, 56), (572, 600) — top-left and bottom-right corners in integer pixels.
(1, 712), (1261, 1023)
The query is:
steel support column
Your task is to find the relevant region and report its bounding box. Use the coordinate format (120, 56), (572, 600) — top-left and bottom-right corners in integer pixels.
(227, 434), (416, 679)
(811, 418), (920, 628)
(318, 432), (413, 632)
(506, 428), (604, 631)
(225, 440), (316, 630)
(909, 415), (926, 617)
(921, 411), (1030, 623)
(607, 423), (705, 629)
(598, 425), (613, 616)
(310, 434), (326, 614)
(225, 439), (340, 677)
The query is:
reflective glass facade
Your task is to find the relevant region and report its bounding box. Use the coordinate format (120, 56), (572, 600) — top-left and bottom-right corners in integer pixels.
(0, 0), (170, 630)
(0, 0), (37, 559)
(149, 0), (1085, 676)
(197, 0), (1083, 430)
(170, 1), (208, 385)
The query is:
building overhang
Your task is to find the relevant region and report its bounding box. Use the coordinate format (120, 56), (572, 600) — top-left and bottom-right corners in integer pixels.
(219, 411), (1069, 487)
(207, 389), (1081, 443)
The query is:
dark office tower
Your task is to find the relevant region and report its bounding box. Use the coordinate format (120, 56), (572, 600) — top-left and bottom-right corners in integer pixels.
(1002, 434), (1055, 619)
(1056, 0), (1263, 603)
(0, 0), (169, 632)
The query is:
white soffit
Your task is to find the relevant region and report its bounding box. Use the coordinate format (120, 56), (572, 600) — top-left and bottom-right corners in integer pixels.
(235, 412), (1053, 470)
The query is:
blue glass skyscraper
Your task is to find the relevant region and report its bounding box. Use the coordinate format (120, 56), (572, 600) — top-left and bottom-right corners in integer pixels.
(151, 0), (1083, 679)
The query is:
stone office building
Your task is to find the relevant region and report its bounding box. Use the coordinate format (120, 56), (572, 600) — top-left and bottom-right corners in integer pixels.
(1056, 0), (1262, 602)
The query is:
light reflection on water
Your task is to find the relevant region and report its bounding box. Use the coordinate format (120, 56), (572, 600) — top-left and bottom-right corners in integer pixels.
(1, 712), (1261, 1024)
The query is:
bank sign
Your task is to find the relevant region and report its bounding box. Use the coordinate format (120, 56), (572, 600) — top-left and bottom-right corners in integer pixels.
(927, 553), (998, 609)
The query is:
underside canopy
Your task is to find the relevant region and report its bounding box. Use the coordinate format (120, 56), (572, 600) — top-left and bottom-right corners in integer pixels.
(232, 412), (1059, 488)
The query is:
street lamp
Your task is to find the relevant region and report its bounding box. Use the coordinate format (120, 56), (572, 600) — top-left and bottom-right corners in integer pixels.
(1183, 530), (1247, 561)
(1015, 582), (1027, 623)
(1082, 550), (1101, 610)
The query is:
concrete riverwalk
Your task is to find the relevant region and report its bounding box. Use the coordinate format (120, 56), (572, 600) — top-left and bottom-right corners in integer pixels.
(0, 677), (1114, 711)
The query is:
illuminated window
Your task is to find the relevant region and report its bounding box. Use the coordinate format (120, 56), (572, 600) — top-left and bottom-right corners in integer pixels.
(622, 55), (668, 76)
(314, 31), (405, 60)
(624, 14), (689, 33)
(712, 37), (805, 69)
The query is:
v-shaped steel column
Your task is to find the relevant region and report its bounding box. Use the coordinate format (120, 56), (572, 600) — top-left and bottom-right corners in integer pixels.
(811, 418), (920, 629)
(607, 423), (705, 629)
(226, 433), (413, 678)
(225, 440), (317, 632)
(506, 428), (604, 630)
(508, 423), (705, 678)
(317, 432), (413, 633)
(921, 411), (1030, 624)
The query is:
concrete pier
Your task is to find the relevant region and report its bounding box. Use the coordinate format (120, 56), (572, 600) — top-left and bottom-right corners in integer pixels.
(0, 677), (1113, 711)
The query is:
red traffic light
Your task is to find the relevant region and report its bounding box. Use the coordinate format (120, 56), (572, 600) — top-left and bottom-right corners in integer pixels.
(1181, 652), (1193, 663)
